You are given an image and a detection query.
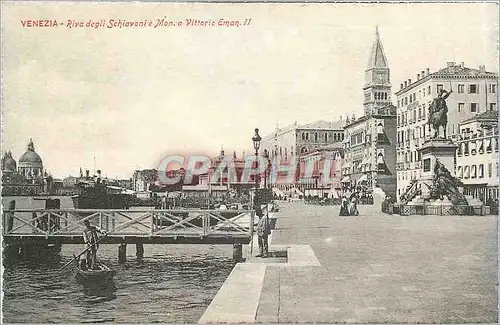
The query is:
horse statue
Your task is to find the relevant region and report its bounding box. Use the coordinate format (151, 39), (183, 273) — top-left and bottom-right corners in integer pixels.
(428, 88), (453, 139)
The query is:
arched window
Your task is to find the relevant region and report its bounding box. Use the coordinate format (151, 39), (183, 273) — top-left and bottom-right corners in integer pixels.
(471, 165), (477, 178)
(377, 123), (384, 134)
(306, 133), (309, 140)
(314, 133), (318, 142)
(325, 132), (328, 141)
(302, 133), (305, 140)
(377, 153), (384, 164)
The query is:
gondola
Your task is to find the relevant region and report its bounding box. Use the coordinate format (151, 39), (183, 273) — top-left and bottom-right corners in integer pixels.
(74, 255), (115, 283)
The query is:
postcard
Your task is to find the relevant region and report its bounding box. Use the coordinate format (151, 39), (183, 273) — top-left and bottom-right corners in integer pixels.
(1, 1), (498, 324)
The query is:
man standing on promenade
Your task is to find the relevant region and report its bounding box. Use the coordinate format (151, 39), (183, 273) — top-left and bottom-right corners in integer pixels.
(256, 205), (271, 258)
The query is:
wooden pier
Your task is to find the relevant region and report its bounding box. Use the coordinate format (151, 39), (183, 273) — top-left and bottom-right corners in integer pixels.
(3, 208), (255, 246)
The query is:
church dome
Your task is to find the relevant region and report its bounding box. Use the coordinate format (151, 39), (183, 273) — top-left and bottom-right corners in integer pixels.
(18, 139), (43, 168)
(2, 151), (17, 172)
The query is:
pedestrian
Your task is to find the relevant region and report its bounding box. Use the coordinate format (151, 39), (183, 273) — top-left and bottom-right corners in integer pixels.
(256, 211), (271, 258)
(82, 220), (105, 269)
(339, 196), (349, 216)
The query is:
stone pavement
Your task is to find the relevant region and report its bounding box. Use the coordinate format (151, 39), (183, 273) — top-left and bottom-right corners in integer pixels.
(256, 201), (498, 323)
(200, 199), (498, 323)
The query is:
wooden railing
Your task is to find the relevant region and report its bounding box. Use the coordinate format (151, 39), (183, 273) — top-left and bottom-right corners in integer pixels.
(3, 209), (255, 242)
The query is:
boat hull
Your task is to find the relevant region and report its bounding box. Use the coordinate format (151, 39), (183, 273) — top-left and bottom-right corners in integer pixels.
(72, 194), (129, 209)
(76, 264), (116, 283)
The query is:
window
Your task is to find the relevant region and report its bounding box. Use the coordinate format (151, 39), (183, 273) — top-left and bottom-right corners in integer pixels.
(423, 158), (431, 172)
(458, 103), (464, 112)
(428, 85), (431, 95)
(470, 103), (478, 113)
(471, 165), (477, 178)
(490, 84), (496, 93)
(488, 163), (492, 177)
(479, 164), (484, 178)
(409, 95), (413, 103)
(457, 166), (463, 178)
(325, 132), (328, 141)
(302, 133), (305, 140)
(437, 84), (443, 93)
(490, 103), (497, 111)
(458, 84), (465, 93)
(314, 133), (318, 142)
(469, 84), (478, 94)
(464, 165), (470, 178)
(397, 100), (400, 108)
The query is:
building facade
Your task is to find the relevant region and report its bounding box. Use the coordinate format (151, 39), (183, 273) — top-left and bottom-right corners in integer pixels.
(260, 120), (344, 190)
(395, 62), (498, 200)
(456, 110), (499, 202)
(343, 28), (397, 197)
(298, 142), (344, 197)
(261, 120), (344, 160)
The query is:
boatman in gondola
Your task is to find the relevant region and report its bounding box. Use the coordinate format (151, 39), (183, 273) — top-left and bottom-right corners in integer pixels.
(82, 220), (105, 269)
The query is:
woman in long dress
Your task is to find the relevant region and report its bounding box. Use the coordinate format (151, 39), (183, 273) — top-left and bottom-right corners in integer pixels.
(339, 196), (349, 216)
(348, 193), (359, 216)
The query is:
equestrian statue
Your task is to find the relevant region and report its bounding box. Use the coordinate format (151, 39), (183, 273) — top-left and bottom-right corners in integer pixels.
(428, 88), (453, 139)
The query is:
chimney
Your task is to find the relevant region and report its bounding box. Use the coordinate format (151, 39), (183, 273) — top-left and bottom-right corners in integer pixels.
(479, 65), (486, 73)
(408, 79), (412, 85)
(460, 62), (465, 68)
(400, 83), (404, 89)
(421, 70), (425, 78)
(426, 68), (430, 76)
(86, 170), (90, 177)
(404, 81), (407, 88)
(417, 73), (420, 80)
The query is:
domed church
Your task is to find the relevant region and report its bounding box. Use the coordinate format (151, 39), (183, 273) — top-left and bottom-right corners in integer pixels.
(18, 138), (44, 183)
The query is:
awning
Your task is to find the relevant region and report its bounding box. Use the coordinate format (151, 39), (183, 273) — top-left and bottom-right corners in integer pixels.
(358, 174), (368, 183)
(341, 176), (350, 183)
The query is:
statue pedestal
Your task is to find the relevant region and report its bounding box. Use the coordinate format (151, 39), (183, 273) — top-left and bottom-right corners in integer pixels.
(417, 139), (458, 197)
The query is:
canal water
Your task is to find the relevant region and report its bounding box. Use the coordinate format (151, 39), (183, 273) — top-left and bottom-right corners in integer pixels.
(2, 197), (236, 323)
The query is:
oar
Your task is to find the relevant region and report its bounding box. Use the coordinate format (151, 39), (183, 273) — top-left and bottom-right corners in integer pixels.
(56, 230), (111, 274)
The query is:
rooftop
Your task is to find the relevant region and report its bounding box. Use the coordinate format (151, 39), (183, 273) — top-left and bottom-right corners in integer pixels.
(460, 109), (499, 125)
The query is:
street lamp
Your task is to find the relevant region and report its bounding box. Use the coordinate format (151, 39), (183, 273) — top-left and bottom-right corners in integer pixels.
(263, 149), (269, 188)
(252, 128), (262, 189)
(252, 128), (262, 212)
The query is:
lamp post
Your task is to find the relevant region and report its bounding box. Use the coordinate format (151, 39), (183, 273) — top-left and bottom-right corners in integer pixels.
(263, 149), (269, 188)
(252, 128), (262, 191)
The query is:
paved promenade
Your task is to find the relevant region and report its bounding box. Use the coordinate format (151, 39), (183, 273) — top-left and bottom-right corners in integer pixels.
(201, 199), (498, 323)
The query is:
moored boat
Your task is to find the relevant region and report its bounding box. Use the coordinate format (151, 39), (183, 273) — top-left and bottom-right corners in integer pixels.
(75, 262), (116, 283)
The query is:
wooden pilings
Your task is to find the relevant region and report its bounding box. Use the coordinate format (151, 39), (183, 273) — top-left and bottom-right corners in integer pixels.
(136, 243), (144, 262)
(4, 200), (15, 233)
(118, 243), (127, 264)
(233, 244), (243, 262)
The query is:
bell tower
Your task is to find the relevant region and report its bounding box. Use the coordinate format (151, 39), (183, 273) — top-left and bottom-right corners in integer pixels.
(363, 26), (392, 115)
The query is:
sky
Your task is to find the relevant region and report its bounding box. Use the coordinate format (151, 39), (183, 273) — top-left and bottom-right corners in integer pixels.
(1, 2), (498, 179)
